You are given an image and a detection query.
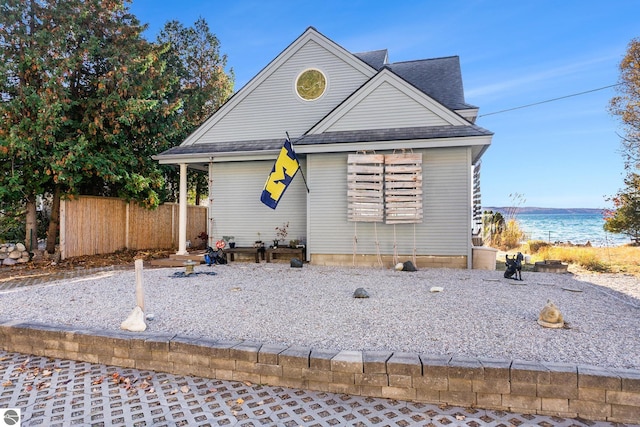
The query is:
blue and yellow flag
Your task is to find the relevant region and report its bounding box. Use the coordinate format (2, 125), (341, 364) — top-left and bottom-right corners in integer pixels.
(260, 139), (300, 209)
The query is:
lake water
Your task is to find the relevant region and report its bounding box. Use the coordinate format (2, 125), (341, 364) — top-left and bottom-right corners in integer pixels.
(515, 212), (631, 247)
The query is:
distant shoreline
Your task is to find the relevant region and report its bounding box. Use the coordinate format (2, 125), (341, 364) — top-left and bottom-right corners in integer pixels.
(483, 207), (604, 215)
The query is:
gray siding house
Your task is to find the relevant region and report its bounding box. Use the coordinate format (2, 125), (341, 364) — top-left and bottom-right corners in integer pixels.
(154, 27), (493, 268)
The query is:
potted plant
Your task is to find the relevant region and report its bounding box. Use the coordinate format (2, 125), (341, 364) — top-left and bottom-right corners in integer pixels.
(223, 235), (235, 248)
(274, 222), (289, 248)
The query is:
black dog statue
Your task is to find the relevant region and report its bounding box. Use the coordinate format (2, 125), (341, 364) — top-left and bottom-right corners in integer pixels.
(504, 252), (524, 280)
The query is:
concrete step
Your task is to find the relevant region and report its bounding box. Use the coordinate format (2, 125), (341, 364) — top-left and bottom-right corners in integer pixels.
(150, 252), (205, 267)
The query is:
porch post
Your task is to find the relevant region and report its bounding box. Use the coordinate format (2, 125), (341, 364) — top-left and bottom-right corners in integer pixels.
(177, 163), (188, 255)
(208, 160), (215, 248)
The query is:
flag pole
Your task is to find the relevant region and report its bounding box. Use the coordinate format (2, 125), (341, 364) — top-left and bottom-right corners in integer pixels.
(286, 132), (309, 193)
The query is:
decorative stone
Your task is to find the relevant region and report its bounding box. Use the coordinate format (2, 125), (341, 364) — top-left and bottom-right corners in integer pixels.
(120, 306), (147, 332)
(394, 263), (404, 271)
(290, 258), (303, 268)
(537, 300), (564, 328)
(8, 250), (21, 259)
(353, 287), (369, 298)
(402, 261), (417, 271)
(430, 286), (444, 293)
(2, 258), (17, 266)
(16, 243), (26, 251)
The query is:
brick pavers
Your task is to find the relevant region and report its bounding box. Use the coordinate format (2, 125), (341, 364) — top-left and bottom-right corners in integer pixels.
(2, 350), (635, 426)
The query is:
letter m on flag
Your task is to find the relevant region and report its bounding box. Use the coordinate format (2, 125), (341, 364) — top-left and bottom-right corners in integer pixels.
(260, 139), (300, 209)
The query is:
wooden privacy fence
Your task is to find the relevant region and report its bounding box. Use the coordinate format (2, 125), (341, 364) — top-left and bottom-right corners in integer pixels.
(60, 196), (207, 259)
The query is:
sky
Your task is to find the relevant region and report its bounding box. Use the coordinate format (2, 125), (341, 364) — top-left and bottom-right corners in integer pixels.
(128, 0), (639, 209)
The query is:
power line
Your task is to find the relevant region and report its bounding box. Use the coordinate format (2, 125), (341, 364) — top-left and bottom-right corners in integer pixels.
(478, 83), (622, 118)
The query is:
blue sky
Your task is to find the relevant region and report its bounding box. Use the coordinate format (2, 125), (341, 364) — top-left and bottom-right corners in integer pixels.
(128, 0), (639, 209)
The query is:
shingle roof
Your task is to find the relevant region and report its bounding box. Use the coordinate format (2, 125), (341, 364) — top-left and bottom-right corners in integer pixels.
(353, 49), (388, 70)
(156, 125), (492, 157)
(387, 57), (477, 110)
(299, 125), (492, 145)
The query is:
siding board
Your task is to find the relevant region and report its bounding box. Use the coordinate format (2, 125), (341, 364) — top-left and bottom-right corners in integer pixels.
(326, 81), (449, 132)
(308, 148), (470, 257)
(196, 41), (371, 144)
(209, 160), (307, 247)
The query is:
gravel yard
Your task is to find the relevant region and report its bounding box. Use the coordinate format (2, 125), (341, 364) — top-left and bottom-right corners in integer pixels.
(1, 263), (638, 370)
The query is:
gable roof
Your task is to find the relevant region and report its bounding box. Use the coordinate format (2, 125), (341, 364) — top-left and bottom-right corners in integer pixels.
(178, 27), (377, 146)
(154, 27), (491, 165)
(307, 68), (469, 135)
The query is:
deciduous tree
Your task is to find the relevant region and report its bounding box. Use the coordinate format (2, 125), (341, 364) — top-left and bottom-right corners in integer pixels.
(607, 37), (640, 244)
(610, 37), (640, 170)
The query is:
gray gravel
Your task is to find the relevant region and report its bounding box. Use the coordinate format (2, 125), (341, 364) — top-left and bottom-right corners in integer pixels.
(1, 263), (639, 370)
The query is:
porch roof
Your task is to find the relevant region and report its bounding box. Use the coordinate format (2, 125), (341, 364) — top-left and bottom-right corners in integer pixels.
(153, 124), (493, 166)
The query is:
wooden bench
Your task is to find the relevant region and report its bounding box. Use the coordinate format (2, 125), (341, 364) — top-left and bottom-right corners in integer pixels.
(265, 247), (305, 263)
(223, 247), (264, 263)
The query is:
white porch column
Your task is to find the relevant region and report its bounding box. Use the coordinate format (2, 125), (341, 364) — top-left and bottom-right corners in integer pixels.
(208, 160), (215, 248)
(177, 163), (188, 255)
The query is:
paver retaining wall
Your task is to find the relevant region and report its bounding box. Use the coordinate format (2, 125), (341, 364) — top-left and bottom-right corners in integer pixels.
(1, 321), (639, 424)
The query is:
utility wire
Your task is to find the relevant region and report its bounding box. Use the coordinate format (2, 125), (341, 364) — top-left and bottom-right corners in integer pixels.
(478, 83), (622, 118)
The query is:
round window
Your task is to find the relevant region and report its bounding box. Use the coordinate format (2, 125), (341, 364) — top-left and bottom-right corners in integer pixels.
(296, 69), (326, 101)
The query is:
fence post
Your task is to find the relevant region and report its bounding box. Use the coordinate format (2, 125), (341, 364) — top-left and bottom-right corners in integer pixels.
(59, 199), (66, 260)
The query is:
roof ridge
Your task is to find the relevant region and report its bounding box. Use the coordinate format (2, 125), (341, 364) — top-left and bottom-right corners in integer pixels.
(389, 55), (459, 66)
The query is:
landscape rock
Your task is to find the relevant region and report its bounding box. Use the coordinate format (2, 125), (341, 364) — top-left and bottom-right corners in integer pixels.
(394, 263), (404, 271)
(120, 306), (147, 332)
(0, 243), (32, 265)
(353, 287), (369, 298)
(402, 261), (418, 271)
(290, 258), (303, 268)
(2, 258), (17, 266)
(537, 299), (564, 328)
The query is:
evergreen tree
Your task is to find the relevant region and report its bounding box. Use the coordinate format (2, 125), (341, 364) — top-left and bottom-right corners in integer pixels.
(156, 18), (234, 203)
(0, 0), (182, 251)
(607, 37), (640, 244)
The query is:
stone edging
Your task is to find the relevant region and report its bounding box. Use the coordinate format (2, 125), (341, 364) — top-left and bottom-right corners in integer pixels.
(0, 321), (638, 424)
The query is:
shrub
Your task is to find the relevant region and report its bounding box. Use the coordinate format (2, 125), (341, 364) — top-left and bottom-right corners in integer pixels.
(526, 240), (551, 253)
(490, 218), (524, 250)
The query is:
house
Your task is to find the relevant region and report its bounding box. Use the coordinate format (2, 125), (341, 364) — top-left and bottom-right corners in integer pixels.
(153, 27), (493, 268)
